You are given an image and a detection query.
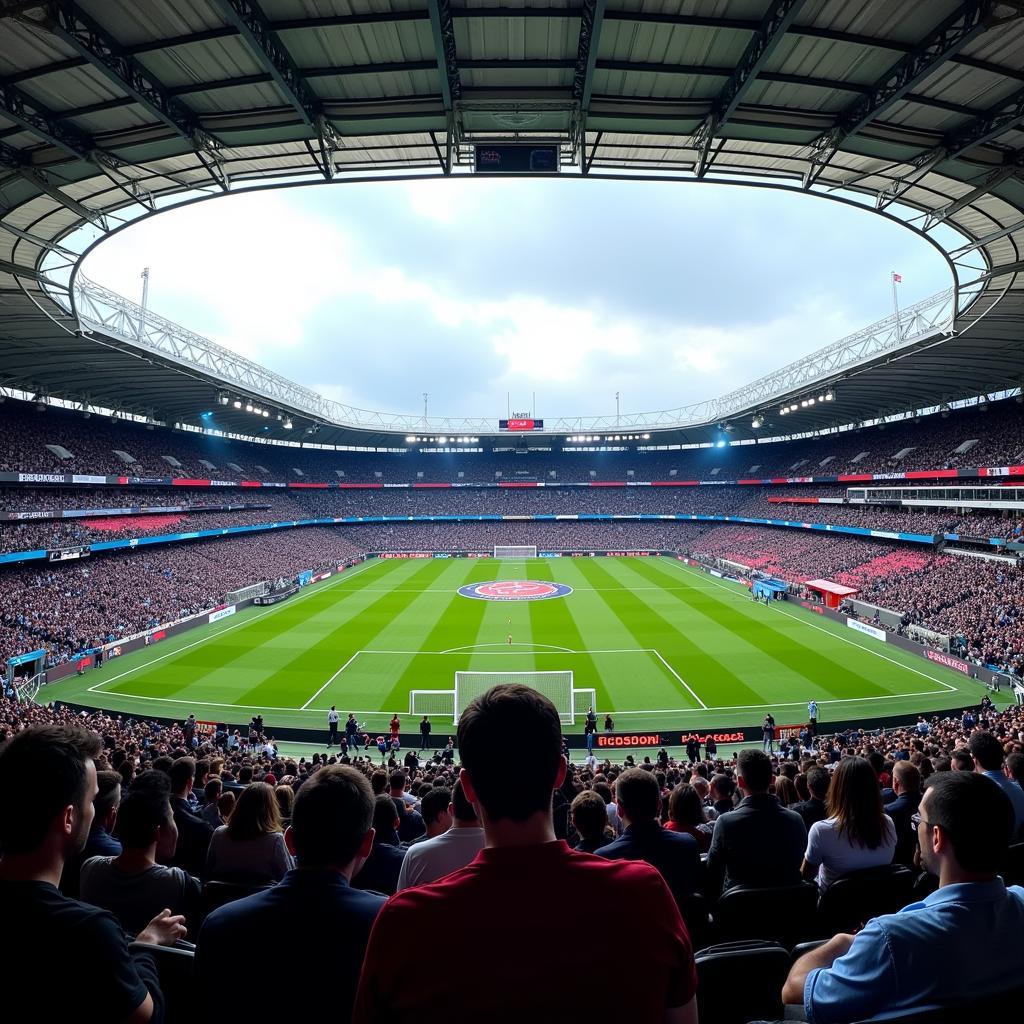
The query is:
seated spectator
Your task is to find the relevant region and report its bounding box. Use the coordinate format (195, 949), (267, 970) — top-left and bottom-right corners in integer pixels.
(80, 770), (200, 936)
(783, 772), (1024, 1022)
(62, 768), (122, 898)
(197, 766), (385, 1024)
(709, 773), (736, 816)
(168, 756), (214, 877)
(405, 786), (451, 847)
(274, 783), (294, 825)
(570, 790), (614, 854)
(775, 775), (800, 807)
(802, 756), (896, 891)
(886, 761), (922, 868)
(0, 725), (185, 1024)
(205, 782), (292, 884)
(389, 771), (425, 843)
(593, 780), (623, 836)
(396, 781), (484, 891)
(665, 783), (714, 852)
(792, 766), (830, 832)
(707, 749), (806, 894)
(353, 795), (406, 896)
(969, 731), (1024, 834)
(354, 685), (697, 1022)
(200, 778), (223, 829)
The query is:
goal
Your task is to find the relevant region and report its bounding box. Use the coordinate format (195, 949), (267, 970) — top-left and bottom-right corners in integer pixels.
(494, 545), (537, 559)
(411, 671), (595, 725)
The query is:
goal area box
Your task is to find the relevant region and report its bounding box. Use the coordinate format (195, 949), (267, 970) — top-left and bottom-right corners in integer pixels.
(410, 670), (596, 725)
(494, 545), (537, 559)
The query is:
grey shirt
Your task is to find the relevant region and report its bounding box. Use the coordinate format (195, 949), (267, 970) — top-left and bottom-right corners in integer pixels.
(80, 857), (200, 936)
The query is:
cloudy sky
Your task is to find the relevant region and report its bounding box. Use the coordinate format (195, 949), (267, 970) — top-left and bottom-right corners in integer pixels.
(82, 177), (954, 421)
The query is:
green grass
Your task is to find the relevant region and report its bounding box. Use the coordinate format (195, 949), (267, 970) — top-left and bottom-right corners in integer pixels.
(41, 556), (1003, 734)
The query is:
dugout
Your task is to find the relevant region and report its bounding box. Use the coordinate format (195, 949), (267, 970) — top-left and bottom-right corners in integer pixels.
(752, 579), (789, 601)
(803, 579), (860, 610)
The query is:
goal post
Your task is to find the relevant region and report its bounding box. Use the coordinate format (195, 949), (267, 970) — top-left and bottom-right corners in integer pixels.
(494, 545), (537, 559)
(409, 689), (455, 717)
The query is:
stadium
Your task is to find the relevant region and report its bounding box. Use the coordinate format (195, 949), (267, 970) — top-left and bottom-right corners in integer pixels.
(2, 2), (1024, 1022)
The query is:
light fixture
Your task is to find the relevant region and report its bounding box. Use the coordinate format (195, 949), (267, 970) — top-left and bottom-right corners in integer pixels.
(438, 436), (447, 444)
(824, 390), (834, 401)
(217, 393), (229, 406)
(751, 416), (762, 429)
(284, 419), (293, 429)
(245, 402), (253, 412)
(233, 399), (242, 409)
(262, 409), (270, 417)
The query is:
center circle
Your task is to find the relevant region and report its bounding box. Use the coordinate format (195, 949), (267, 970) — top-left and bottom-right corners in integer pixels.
(457, 580), (574, 601)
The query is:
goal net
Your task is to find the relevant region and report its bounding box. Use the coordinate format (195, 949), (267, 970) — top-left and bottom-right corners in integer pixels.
(494, 545), (537, 559)
(409, 689), (456, 717)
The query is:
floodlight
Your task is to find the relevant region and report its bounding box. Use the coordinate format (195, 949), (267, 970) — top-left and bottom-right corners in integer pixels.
(233, 400), (242, 409)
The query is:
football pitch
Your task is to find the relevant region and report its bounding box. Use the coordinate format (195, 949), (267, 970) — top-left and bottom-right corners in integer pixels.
(42, 555), (996, 736)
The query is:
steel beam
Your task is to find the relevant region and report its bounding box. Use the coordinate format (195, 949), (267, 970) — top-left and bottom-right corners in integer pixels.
(46, 1), (201, 141)
(691, 0), (806, 178)
(923, 164), (1019, 230)
(803, 1), (995, 188)
(0, 80), (94, 158)
(0, 142), (104, 226)
(573, 0), (607, 112)
(944, 83), (1024, 158)
(427, 0), (462, 112)
(211, 1), (321, 127)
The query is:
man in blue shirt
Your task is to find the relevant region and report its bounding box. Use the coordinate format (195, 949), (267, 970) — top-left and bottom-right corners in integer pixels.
(196, 766), (385, 1023)
(782, 772), (1024, 1023)
(599, 768), (700, 911)
(969, 730), (1024, 835)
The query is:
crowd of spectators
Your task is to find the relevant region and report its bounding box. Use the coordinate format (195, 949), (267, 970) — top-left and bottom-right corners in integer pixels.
(0, 528), (363, 673)
(1, 393), (1022, 483)
(2, 684), (1024, 1022)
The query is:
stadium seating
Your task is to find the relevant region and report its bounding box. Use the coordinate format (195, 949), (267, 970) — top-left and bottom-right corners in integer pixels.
(815, 864), (916, 935)
(694, 940), (791, 1024)
(713, 882), (820, 949)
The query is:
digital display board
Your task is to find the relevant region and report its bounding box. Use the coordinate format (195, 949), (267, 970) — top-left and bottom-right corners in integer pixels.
(499, 418), (544, 432)
(474, 145), (559, 174)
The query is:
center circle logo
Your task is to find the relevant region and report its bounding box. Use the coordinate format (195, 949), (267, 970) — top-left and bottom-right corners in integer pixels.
(457, 580), (573, 602)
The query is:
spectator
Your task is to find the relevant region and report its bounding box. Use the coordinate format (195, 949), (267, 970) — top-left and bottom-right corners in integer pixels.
(199, 778), (223, 829)
(80, 770), (200, 936)
(792, 766), (830, 831)
(707, 748), (807, 894)
(570, 790), (614, 853)
(354, 684), (697, 1022)
(353, 795), (406, 896)
(405, 786), (451, 847)
(593, 780), (623, 837)
(775, 775), (800, 807)
(969, 731), (1024, 834)
(886, 761), (923, 868)
(0, 724), (185, 1023)
(205, 782), (292, 884)
(664, 783), (714, 852)
(783, 772), (1024, 1021)
(389, 771), (425, 843)
(709, 773), (736, 816)
(62, 768), (122, 897)
(167, 756), (213, 878)
(196, 766), (385, 1024)
(395, 781), (483, 891)
(802, 756), (897, 892)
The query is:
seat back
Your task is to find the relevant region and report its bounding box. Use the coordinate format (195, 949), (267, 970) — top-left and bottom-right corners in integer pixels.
(679, 891), (712, 952)
(817, 864), (915, 934)
(715, 882), (820, 948)
(1002, 841), (1024, 887)
(128, 943), (194, 1024)
(695, 941), (790, 1024)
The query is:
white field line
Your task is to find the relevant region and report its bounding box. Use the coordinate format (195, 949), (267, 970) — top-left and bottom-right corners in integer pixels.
(345, 585), (727, 594)
(651, 649), (708, 709)
(660, 557), (959, 695)
(441, 641), (575, 654)
(300, 651), (364, 710)
(86, 558), (387, 696)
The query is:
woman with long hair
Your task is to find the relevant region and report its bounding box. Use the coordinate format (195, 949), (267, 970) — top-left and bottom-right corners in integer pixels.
(665, 783), (714, 852)
(802, 756), (896, 890)
(206, 782), (293, 883)
(774, 776), (800, 807)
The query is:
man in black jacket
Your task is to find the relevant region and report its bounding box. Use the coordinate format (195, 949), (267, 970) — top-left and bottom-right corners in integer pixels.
(706, 749), (806, 894)
(168, 756), (213, 878)
(792, 765), (830, 831)
(886, 760), (922, 867)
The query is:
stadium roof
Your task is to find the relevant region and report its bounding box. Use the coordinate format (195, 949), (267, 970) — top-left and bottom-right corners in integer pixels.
(1, 0), (1024, 448)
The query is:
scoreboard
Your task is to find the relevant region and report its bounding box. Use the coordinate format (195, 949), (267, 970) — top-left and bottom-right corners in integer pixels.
(499, 418), (544, 432)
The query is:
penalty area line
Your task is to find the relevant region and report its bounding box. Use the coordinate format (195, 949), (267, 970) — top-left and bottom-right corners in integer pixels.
(300, 651), (363, 710)
(651, 649), (708, 710)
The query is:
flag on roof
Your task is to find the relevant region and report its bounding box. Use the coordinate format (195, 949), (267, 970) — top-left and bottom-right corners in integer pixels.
(892, 272), (902, 282)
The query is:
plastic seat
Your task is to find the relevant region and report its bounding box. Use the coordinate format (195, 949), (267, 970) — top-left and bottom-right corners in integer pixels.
(695, 940), (791, 1024)
(679, 891), (712, 952)
(128, 942), (194, 1024)
(817, 864), (915, 935)
(714, 881), (820, 948)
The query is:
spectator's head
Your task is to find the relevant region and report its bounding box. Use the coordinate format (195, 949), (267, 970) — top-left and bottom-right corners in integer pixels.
(710, 773), (736, 804)
(0, 724), (102, 860)
(952, 748), (973, 772)
(204, 778), (223, 805)
(286, 765), (374, 875)
(893, 760), (921, 797)
(571, 790), (609, 846)
(420, 786), (453, 835)
(370, 771), (387, 795)
(94, 770), (122, 834)
(918, 772), (1015, 880)
(969, 731), (1005, 773)
(371, 794), (400, 842)
(668, 783), (706, 828)
(389, 770), (406, 794)
(274, 784), (295, 821)
(774, 775), (799, 807)
(451, 780), (478, 825)
(227, 782), (282, 840)
(737, 750), (773, 795)
(827, 756), (892, 850)
(1006, 751), (1024, 784)
(805, 765), (830, 801)
(615, 768), (661, 824)
(217, 790), (236, 820)
(457, 684), (564, 825)
(168, 756), (196, 797)
(117, 771), (176, 858)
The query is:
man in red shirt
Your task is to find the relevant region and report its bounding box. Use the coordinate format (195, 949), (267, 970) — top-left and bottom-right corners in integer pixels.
(354, 684), (697, 1023)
